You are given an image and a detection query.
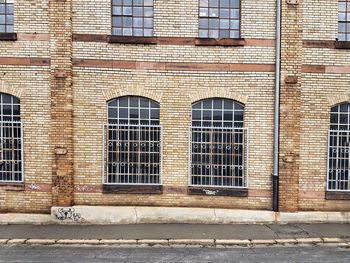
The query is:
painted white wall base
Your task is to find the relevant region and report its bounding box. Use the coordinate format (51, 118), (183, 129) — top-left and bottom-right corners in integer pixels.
(49, 206), (350, 225)
(1, 206), (350, 225)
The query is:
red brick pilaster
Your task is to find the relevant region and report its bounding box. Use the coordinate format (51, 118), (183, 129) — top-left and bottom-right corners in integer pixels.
(49, 0), (74, 206)
(279, 0), (303, 212)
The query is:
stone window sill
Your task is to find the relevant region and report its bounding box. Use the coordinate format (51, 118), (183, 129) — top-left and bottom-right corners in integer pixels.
(194, 38), (245, 46)
(335, 41), (350, 49)
(103, 184), (163, 194)
(0, 33), (17, 41)
(188, 186), (248, 197)
(326, 191), (350, 200)
(107, 36), (157, 45)
(0, 182), (24, 191)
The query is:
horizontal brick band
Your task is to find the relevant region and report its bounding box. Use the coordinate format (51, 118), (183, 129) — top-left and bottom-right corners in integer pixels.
(303, 40), (336, 49)
(0, 183), (52, 192)
(73, 58), (275, 72)
(73, 34), (275, 47)
(17, 33), (50, 41)
(302, 65), (350, 74)
(0, 57), (50, 66)
(299, 191), (325, 199)
(303, 40), (350, 49)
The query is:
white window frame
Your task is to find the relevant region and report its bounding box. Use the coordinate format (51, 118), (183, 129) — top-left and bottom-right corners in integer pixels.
(102, 96), (162, 186)
(327, 103), (350, 192)
(0, 93), (24, 183)
(189, 98), (248, 189)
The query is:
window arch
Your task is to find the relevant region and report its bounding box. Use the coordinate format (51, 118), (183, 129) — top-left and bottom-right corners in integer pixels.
(190, 98), (247, 188)
(0, 92), (23, 182)
(328, 103), (350, 191)
(103, 96), (161, 185)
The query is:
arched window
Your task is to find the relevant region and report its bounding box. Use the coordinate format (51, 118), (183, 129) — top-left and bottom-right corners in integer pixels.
(0, 93), (23, 182)
(190, 98), (247, 188)
(103, 96), (161, 185)
(328, 103), (350, 191)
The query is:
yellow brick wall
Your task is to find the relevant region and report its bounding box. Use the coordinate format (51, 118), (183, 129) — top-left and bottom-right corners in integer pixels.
(72, 0), (277, 38)
(72, 70), (274, 209)
(302, 0), (337, 40)
(0, 68), (52, 213)
(15, 0), (50, 33)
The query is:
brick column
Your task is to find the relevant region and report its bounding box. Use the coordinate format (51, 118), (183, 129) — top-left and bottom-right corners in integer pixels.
(279, 0), (303, 212)
(49, 0), (74, 206)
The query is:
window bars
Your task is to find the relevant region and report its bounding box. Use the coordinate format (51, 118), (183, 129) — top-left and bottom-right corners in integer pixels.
(0, 93), (23, 183)
(0, 0), (14, 33)
(190, 99), (248, 188)
(199, 0), (241, 39)
(112, 0), (154, 37)
(339, 0), (350, 41)
(103, 96), (162, 185)
(327, 103), (350, 191)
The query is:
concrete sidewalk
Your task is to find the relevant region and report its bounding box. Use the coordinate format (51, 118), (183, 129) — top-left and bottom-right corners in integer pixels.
(0, 223), (349, 247)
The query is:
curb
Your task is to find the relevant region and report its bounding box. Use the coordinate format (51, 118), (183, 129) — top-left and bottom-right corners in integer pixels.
(1, 238), (350, 247)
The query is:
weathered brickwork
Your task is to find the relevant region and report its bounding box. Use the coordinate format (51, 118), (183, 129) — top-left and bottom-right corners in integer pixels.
(0, 68), (52, 213)
(49, 0), (74, 207)
(72, 70), (274, 209)
(0, 0), (349, 214)
(278, 0), (303, 212)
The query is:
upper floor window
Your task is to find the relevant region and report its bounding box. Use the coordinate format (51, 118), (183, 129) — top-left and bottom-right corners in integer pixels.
(199, 0), (240, 39)
(190, 98), (248, 188)
(0, 93), (23, 183)
(328, 103), (350, 191)
(103, 96), (161, 185)
(0, 0), (14, 33)
(339, 0), (350, 41)
(112, 0), (154, 37)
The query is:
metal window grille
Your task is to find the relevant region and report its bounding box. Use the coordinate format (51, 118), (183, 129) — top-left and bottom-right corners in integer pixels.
(327, 103), (350, 191)
(339, 0), (350, 41)
(199, 0), (241, 39)
(0, 93), (23, 183)
(112, 0), (154, 37)
(190, 99), (248, 188)
(0, 0), (14, 33)
(103, 96), (161, 185)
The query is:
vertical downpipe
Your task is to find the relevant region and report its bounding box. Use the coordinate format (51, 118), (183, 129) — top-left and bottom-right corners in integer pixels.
(273, 0), (282, 212)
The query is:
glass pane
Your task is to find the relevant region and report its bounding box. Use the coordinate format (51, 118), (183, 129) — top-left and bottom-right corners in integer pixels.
(144, 0), (153, 6)
(199, 29), (209, 38)
(200, 0), (209, 7)
(199, 18), (209, 29)
(199, 8), (208, 17)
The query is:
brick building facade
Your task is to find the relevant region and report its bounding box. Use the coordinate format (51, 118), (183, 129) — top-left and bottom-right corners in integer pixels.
(0, 0), (350, 215)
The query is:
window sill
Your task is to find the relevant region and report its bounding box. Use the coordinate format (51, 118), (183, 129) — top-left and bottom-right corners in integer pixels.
(188, 186), (248, 197)
(335, 41), (350, 49)
(326, 191), (350, 200)
(0, 33), (17, 41)
(103, 184), (163, 194)
(107, 36), (157, 44)
(194, 38), (245, 46)
(0, 182), (24, 191)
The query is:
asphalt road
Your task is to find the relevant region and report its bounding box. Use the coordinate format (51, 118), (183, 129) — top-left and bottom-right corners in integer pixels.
(0, 246), (349, 263)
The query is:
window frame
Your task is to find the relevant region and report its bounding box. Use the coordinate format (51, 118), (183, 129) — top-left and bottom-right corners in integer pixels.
(189, 98), (248, 191)
(198, 0), (242, 40)
(0, 0), (14, 33)
(110, 0), (155, 38)
(338, 0), (350, 42)
(102, 96), (163, 187)
(327, 103), (350, 193)
(0, 92), (24, 184)
(0, 0), (16, 40)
